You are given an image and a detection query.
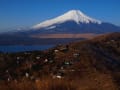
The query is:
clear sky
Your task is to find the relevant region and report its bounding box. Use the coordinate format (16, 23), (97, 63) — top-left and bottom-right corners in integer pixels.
(0, 0), (120, 32)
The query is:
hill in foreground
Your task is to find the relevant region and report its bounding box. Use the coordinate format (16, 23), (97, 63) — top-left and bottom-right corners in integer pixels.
(0, 32), (120, 90)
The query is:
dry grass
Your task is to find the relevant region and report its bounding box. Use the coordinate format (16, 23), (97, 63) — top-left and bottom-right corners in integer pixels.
(35, 78), (77, 90)
(0, 75), (117, 90)
(0, 78), (77, 90)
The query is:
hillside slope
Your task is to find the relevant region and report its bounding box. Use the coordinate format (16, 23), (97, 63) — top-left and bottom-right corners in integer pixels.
(0, 32), (120, 90)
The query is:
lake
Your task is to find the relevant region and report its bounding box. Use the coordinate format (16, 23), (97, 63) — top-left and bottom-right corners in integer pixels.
(0, 45), (54, 53)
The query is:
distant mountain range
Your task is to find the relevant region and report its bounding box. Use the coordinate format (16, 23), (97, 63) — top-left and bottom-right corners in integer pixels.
(0, 10), (120, 45)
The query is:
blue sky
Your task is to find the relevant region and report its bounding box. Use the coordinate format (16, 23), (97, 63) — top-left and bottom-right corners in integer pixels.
(0, 0), (120, 32)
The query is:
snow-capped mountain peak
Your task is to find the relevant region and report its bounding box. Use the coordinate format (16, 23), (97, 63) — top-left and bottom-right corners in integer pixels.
(32, 10), (102, 29)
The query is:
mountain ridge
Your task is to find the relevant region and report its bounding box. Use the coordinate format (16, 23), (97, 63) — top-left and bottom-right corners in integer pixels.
(32, 10), (102, 29)
(29, 9), (120, 34)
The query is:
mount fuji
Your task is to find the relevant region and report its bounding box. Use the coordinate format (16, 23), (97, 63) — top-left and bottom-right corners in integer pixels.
(29, 10), (120, 34)
(33, 10), (102, 29)
(0, 10), (120, 45)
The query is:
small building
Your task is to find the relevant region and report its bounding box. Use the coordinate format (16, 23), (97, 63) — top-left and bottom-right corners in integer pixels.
(73, 53), (80, 57)
(16, 57), (20, 60)
(44, 59), (48, 63)
(56, 75), (62, 79)
(64, 62), (70, 65)
(54, 49), (59, 53)
(36, 56), (40, 60)
(25, 72), (29, 78)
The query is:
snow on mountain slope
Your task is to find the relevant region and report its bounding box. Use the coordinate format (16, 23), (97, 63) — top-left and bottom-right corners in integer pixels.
(32, 10), (102, 29)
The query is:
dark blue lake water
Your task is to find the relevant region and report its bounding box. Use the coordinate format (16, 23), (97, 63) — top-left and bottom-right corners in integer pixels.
(0, 45), (54, 53)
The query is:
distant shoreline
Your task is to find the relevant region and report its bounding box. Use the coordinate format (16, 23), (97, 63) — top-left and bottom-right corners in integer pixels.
(31, 33), (98, 39)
